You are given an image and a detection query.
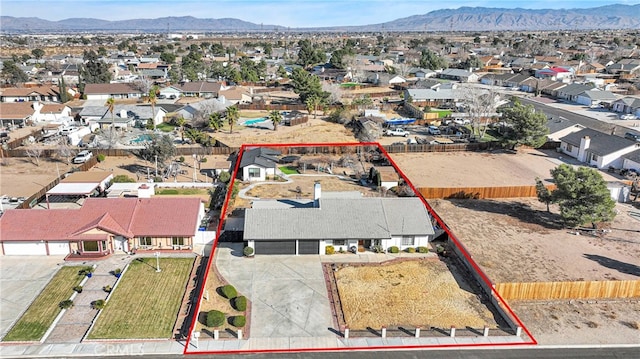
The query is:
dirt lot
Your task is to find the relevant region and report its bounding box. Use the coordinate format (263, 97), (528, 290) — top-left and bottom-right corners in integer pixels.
(0, 157), (75, 198)
(334, 259), (499, 330)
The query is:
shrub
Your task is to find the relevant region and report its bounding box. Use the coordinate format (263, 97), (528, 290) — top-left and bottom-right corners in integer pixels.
(372, 245), (384, 253)
(217, 171), (231, 183)
(232, 296), (247, 311)
(113, 268), (122, 276)
(73, 285), (83, 293)
(92, 299), (106, 310)
(78, 266), (94, 276)
(206, 310), (225, 327)
(243, 246), (254, 257)
(436, 244), (445, 254)
(325, 245), (335, 255)
(229, 315), (246, 328)
(112, 174), (135, 183)
(406, 247), (416, 253)
(338, 247), (345, 254)
(388, 246), (399, 254)
(200, 157), (207, 163)
(178, 156), (185, 162)
(417, 246), (429, 253)
(59, 300), (74, 309)
(103, 285), (112, 293)
(96, 154), (105, 162)
(220, 284), (237, 299)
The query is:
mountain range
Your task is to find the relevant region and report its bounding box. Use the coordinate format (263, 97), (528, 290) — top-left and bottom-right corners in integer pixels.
(2, 4), (640, 33)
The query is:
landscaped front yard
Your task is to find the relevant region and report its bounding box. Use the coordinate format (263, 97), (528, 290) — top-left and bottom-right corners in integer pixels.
(87, 257), (194, 339)
(3, 266), (85, 342)
(334, 259), (498, 330)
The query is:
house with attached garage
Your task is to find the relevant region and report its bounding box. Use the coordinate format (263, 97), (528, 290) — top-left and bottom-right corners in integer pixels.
(558, 128), (640, 169)
(243, 183), (435, 255)
(0, 197), (204, 257)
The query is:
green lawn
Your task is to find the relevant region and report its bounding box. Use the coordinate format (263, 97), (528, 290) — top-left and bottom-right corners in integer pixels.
(3, 266), (85, 342)
(155, 188), (209, 196)
(87, 257), (194, 339)
(429, 109), (452, 118)
(156, 123), (176, 132)
(279, 166), (299, 175)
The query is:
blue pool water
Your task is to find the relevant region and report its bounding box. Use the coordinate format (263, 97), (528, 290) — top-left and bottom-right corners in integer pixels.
(131, 134), (152, 143)
(243, 117), (268, 126)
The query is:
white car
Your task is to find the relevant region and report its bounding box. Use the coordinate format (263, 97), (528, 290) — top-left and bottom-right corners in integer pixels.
(620, 114), (637, 120)
(73, 150), (93, 164)
(453, 118), (471, 125)
(385, 128), (410, 137)
(427, 125), (441, 135)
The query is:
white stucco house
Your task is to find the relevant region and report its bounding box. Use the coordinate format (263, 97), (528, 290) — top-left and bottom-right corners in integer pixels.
(559, 128), (640, 169)
(622, 149), (640, 173)
(575, 89), (618, 107)
(232, 147), (280, 181)
(243, 183), (435, 255)
(546, 117), (585, 142)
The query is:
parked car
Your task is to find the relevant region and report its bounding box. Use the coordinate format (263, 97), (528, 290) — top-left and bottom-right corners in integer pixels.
(624, 132), (640, 142)
(427, 125), (441, 135)
(620, 114), (638, 120)
(385, 128), (410, 137)
(453, 118), (471, 125)
(73, 150), (93, 164)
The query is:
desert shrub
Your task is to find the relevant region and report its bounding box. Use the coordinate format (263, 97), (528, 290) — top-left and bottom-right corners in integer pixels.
(436, 244), (445, 254)
(218, 171), (231, 183)
(96, 154), (105, 162)
(206, 310), (225, 327)
(200, 157), (207, 163)
(73, 285), (83, 293)
(388, 246), (399, 253)
(229, 315), (246, 328)
(243, 246), (254, 257)
(406, 247), (416, 253)
(59, 300), (74, 309)
(325, 245), (335, 255)
(338, 247), (345, 254)
(220, 284), (237, 299)
(112, 174), (135, 183)
(417, 246), (429, 253)
(103, 285), (112, 293)
(178, 156), (185, 162)
(372, 245), (384, 253)
(92, 299), (106, 310)
(232, 296), (247, 311)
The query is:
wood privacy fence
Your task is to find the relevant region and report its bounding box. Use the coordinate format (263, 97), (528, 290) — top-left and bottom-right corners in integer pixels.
(495, 280), (640, 300)
(417, 185), (556, 199)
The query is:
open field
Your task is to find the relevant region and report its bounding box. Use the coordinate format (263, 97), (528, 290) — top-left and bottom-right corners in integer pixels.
(244, 175), (381, 200)
(0, 157), (75, 198)
(3, 266), (84, 342)
(334, 259), (499, 330)
(87, 258), (193, 339)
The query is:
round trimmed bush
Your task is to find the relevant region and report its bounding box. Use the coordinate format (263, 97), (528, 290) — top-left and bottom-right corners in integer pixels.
(92, 299), (106, 310)
(243, 246), (254, 257)
(220, 284), (237, 299)
(325, 245), (335, 255)
(232, 296), (247, 311)
(230, 315), (246, 328)
(59, 300), (74, 309)
(406, 247), (416, 253)
(206, 310), (225, 327)
(96, 154), (105, 162)
(417, 246), (429, 253)
(388, 246), (399, 254)
(73, 285), (83, 293)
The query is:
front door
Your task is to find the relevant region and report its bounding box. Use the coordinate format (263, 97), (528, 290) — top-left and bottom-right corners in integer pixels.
(115, 236), (129, 253)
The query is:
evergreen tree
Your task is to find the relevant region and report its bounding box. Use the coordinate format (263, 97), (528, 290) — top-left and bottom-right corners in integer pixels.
(419, 49), (447, 70)
(290, 68), (328, 103)
(81, 50), (112, 84)
(1, 60), (29, 84)
(500, 99), (549, 150)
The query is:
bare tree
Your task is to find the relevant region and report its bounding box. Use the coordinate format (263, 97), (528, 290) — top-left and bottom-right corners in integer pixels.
(394, 62), (411, 77)
(132, 78), (153, 94)
(456, 85), (501, 138)
(23, 139), (44, 165)
(321, 82), (343, 105)
(57, 137), (75, 164)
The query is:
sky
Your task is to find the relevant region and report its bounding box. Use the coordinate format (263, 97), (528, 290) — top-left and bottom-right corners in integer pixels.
(2, 0), (639, 27)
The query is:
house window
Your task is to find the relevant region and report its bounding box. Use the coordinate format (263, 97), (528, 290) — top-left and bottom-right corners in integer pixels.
(332, 240), (346, 246)
(590, 153), (598, 162)
(139, 237), (152, 246)
(402, 236), (415, 246)
(566, 144), (574, 152)
(248, 168), (261, 178)
(172, 237), (185, 246)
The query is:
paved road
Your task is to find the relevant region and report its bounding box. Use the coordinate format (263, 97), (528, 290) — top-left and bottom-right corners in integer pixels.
(96, 346), (640, 359)
(517, 97), (640, 137)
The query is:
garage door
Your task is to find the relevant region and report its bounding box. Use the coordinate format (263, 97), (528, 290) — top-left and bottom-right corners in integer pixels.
(298, 241), (319, 255)
(48, 242), (70, 255)
(3, 242), (47, 255)
(254, 241), (295, 255)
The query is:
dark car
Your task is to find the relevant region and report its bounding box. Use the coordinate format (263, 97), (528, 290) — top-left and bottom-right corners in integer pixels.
(0, 132), (9, 143)
(624, 132), (640, 142)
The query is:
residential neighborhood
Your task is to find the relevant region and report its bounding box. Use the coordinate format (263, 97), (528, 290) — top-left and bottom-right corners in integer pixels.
(1, 5), (640, 357)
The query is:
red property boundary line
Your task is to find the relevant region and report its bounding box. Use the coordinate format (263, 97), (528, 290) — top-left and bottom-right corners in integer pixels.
(184, 142), (537, 355)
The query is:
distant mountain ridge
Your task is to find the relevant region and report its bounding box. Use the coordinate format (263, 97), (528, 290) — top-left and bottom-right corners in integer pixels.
(1, 4), (639, 33)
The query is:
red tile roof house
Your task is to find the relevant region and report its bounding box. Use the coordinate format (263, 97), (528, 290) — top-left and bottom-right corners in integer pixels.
(0, 197), (204, 258)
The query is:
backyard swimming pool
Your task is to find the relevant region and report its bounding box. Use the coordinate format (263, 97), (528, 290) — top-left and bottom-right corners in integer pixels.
(131, 134), (152, 143)
(242, 117), (269, 126)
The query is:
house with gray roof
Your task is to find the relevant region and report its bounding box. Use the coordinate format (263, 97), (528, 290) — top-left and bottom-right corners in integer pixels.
(84, 104), (166, 130)
(622, 148), (640, 173)
(404, 88), (458, 108)
(575, 89), (618, 107)
(243, 182), (434, 255)
(231, 147), (281, 181)
(546, 117), (585, 141)
(174, 98), (230, 121)
(439, 68), (479, 82)
(611, 96), (640, 117)
(556, 83), (594, 103)
(559, 128), (640, 169)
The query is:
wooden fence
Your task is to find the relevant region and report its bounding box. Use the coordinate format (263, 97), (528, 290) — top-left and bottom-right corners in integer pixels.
(495, 280), (640, 300)
(417, 185), (556, 199)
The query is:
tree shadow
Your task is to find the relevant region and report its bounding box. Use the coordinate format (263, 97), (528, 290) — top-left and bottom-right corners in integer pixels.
(119, 163), (151, 177)
(448, 199), (564, 230)
(583, 254), (640, 277)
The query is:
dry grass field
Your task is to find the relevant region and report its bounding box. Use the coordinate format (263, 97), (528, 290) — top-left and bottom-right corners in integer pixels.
(334, 259), (498, 330)
(244, 175), (379, 200)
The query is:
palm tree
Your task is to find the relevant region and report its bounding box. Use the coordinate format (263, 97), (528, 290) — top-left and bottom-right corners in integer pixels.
(268, 110), (283, 131)
(105, 97), (115, 148)
(305, 95), (321, 119)
(226, 106), (239, 134)
(148, 85), (159, 131)
(208, 112), (223, 132)
(175, 117), (186, 142)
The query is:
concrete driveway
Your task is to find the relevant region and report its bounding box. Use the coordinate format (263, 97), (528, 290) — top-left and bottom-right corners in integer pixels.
(0, 256), (67, 337)
(216, 244), (334, 339)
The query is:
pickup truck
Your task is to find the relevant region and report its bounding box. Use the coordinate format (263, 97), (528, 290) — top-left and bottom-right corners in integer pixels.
(385, 128), (410, 137)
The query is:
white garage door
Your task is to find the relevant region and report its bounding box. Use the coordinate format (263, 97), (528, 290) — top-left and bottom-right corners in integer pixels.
(3, 242), (48, 255)
(48, 242), (70, 255)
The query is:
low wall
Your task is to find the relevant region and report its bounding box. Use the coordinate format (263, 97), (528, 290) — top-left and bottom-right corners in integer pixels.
(495, 280), (640, 300)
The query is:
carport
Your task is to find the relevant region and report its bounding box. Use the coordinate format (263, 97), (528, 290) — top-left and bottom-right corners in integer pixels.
(45, 182), (99, 209)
